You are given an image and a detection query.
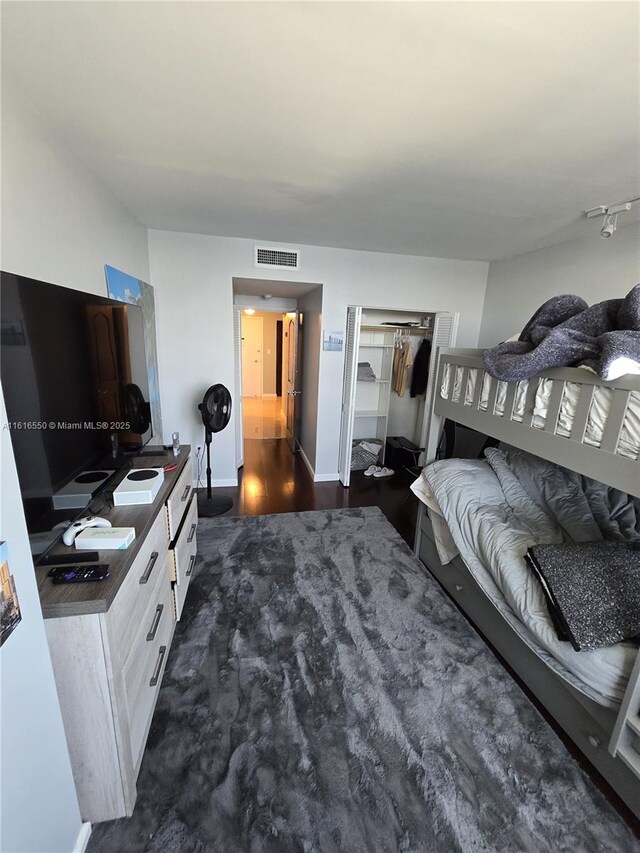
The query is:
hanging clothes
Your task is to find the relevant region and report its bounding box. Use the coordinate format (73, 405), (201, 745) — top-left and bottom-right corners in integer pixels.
(392, 340), (413, 396)
(410, 338), (431, 397)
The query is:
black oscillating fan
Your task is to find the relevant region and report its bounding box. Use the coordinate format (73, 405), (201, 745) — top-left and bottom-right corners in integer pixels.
(197, 384), (233, 517)
(124, 383), (151, 435)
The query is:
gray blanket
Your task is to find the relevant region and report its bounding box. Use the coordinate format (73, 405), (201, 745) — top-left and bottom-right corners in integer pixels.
(486, 446), (640, 545)
(487, 447), (640, 651)
(483, 284), (640, 381)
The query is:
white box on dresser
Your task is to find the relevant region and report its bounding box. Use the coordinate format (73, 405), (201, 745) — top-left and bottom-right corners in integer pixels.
(39, 448), (197, 823)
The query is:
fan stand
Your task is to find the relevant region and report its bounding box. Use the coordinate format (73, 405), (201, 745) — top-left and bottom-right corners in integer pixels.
(197, 429), (233, 517)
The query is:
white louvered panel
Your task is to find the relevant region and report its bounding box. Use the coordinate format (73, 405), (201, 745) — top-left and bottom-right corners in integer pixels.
(338, 306), (362, 486)
(421, 312), (458, 463)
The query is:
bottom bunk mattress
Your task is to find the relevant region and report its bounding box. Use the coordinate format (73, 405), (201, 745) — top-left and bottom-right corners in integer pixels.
(411, 447), (639, 707)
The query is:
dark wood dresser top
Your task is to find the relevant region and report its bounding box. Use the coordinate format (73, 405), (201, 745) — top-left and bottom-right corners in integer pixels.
(36, 446), (191, 619)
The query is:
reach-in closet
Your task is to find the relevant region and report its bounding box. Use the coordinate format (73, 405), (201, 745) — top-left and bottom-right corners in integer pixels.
(338, 307), (458, 486)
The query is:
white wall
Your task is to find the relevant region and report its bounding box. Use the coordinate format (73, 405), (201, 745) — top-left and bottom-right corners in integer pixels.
(1, 80), (149, 292)
(480, 221), (640, 346)
(1, 79), (150, 851)
(0, 392), (83, 853)
(148, 230), (489, 481)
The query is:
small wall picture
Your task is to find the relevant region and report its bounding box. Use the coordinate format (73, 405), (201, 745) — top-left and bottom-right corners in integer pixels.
(323, 330), (344, 352)
(0, 542), (22, 647)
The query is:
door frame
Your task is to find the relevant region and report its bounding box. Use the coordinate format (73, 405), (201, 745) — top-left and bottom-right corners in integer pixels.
(285, 310), (303, 453)
(233, 308), (244, 469)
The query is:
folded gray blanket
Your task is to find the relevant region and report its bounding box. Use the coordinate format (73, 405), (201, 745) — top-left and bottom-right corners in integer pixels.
(526, 541), (640, 651)
(357, 362), (376, 382)
(484, 284), (640, 381)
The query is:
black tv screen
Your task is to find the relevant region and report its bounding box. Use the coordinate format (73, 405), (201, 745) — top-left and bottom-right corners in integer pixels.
(1, 271), (153, 550)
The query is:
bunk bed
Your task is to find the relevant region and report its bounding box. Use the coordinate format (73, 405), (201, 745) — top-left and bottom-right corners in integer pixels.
(413, 347), (640, 817)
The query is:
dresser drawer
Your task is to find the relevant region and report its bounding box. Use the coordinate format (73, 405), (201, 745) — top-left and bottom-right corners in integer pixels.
(123, 571), (174, 773)
(168, 495), (197, 583)
(166, 455), (193, 541)
(108, 510), (169, 654)
(168, 495), (197, 619)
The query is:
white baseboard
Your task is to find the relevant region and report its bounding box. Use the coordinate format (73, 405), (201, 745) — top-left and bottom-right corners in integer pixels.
(313, 472), (340, 483)
(73, 822), (92, 853)
(298, 446), (315, 480)
(192, 478), (238, 488)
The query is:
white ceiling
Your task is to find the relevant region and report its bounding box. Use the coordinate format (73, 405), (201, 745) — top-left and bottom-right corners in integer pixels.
(2, 2), (639, 262)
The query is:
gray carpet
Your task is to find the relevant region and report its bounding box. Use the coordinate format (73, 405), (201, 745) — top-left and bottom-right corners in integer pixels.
(88, 507), (639, 853)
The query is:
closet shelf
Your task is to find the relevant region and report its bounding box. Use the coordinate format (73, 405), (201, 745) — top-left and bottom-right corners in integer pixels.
(359, 344), (394, 349)
(355, 409), (387, 418)
(357, 379), (390, 384)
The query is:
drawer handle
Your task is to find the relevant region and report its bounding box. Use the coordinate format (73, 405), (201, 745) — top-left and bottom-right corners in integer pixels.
(181, 485), (190, 502)
(187, 523), (197, 544)
(149, 645), (167, 687)
(146, 604), (164, 642)
(139, 551), (159, 584)
(186, 555), (196, 577)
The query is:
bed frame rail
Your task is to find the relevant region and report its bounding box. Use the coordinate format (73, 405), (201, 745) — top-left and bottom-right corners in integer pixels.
(435, 349), (640, 497)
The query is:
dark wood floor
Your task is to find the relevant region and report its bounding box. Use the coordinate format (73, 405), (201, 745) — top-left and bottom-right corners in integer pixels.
(205, 437), (420, 546)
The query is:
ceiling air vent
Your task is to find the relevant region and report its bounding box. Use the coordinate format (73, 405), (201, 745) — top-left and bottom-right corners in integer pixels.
(254, 246), (299, 271)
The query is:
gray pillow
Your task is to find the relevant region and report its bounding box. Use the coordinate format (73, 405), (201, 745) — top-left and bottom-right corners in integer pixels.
(525, 541), (640, 651)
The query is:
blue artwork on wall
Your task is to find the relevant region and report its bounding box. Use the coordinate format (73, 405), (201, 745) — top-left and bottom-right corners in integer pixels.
(104, 265), (163, 441)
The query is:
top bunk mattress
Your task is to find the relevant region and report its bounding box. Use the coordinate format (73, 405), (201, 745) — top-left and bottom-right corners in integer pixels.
(440, 364), (640, 461)
(412, 448), (640, 708)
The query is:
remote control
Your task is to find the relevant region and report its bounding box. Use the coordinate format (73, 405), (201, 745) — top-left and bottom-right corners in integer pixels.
(39, 551), (100, 566)
(48, 565), (109, 584)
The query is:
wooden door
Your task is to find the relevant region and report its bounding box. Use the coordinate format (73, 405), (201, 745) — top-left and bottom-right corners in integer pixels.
(285, 312), (303, 452)
(241, 316), (263, 398)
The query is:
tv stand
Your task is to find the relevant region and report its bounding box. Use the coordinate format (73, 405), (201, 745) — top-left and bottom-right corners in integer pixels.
(37, 447), (197, 823)
(121, 444), (168, 458)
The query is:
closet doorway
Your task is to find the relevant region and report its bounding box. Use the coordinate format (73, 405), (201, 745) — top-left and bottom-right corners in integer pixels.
(338, 306), (458, 487)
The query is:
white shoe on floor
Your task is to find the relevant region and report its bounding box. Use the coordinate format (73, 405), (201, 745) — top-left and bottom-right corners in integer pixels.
(373, 467), (394, 478)
(364, 465), (380, 477)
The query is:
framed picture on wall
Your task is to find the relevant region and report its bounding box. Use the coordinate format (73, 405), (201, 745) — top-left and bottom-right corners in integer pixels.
(323, 330), (344, 352)
(0, 541), (21, 647)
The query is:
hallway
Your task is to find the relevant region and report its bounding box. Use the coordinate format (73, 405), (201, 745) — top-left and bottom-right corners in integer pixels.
(242, 396), (286, 439)
(208, 435), (419, 547)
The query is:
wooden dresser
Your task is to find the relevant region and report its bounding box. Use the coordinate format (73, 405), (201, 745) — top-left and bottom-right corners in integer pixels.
(38, 447), (197, 823)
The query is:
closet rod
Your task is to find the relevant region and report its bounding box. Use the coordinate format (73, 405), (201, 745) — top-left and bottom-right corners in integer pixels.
(361, 324), (432, 334)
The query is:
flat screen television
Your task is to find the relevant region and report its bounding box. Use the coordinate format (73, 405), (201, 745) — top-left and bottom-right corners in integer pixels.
(1, 271), (154, 554)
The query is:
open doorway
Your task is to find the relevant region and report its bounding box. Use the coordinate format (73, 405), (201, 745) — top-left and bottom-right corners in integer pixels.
(240, 309), (286, 439)
(232, 278), (322, 487)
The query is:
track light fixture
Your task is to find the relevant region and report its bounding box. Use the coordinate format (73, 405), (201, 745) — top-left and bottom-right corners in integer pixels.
(585, 196), (639, 239)
(600, 213), (617, 239)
